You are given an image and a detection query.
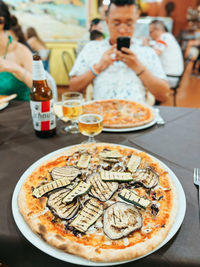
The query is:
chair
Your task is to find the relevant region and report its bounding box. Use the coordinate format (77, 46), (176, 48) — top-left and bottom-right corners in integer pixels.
(61, 51), (75, 81)
(45, 71), (58, 102)
(166, 74), (183, 106)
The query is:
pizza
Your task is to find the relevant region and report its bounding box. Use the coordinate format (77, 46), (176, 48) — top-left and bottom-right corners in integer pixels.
(18, 143), (177, 263)
(84, 99), (155, 129)
(0, 94), (17, 104)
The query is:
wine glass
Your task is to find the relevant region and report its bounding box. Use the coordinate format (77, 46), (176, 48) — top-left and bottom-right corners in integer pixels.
(62, 92), (83, 134)
(78, 102), (103, 143)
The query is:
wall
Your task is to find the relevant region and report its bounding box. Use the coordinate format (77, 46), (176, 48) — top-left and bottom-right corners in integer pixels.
(147, 0), (197, 37)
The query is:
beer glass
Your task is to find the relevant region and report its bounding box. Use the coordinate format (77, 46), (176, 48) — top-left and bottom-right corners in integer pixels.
(78, 102), (103, 143)
(62, 92), (83, 134)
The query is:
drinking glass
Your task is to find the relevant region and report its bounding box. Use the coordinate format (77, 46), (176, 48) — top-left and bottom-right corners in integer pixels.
(78, 103), (103, 143)
(62, 92), (83, 134)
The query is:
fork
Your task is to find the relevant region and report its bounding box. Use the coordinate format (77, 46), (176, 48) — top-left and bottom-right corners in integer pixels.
(194, 168), (200, 219)
(154, 108), (165, 126)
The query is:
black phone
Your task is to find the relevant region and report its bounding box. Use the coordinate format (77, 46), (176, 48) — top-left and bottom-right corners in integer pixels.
(117, 36), (130, 52)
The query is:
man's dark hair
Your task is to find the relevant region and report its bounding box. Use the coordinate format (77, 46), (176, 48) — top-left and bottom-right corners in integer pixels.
(0, 0), (11, 30)
(106, 0), (137, 15)
(90, 30), (104, 41)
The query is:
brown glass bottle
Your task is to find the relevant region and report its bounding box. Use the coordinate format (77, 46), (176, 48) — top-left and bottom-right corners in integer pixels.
(30, 55), (56, 138)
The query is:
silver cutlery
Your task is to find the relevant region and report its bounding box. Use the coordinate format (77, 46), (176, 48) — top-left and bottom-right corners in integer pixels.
(154, 108), (165, 125)
(194, 168), (200, 220)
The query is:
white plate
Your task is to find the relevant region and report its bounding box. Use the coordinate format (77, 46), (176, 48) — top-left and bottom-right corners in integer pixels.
(0, 102), (8, 110)
(83, 100), (157, 132)
(12, 144), (186, 266)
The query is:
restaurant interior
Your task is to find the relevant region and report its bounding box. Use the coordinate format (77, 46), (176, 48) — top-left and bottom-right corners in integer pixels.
(1, 0), (200, 267)
(47, 0), (200, 108)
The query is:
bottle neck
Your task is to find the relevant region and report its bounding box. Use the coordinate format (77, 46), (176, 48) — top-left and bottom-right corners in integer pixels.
(33, 60), (46, 81)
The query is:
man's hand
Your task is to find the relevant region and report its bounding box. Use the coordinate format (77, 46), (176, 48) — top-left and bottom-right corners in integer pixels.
(94, 45), (116, 73)
(115, 47), (145, 74)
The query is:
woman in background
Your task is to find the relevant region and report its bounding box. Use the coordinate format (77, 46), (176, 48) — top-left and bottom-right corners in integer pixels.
(0, 0), (32, 101)
(9, 15), (34, 52)
(26, 27), (50, 71)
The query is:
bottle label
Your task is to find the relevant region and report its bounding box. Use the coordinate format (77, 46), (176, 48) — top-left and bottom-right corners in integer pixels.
(32, 60), (46, 80)
(30, 100), (56, 131)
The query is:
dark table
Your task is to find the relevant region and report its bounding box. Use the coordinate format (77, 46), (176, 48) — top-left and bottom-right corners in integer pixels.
(0, 101), (200, 267)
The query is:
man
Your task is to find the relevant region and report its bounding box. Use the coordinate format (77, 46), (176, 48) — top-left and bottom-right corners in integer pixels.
(146, 20), (184, 88)
(70, 0), (170, 103)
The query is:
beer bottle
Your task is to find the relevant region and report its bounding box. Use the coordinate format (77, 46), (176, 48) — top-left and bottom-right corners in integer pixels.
(30, 55), (56, 138)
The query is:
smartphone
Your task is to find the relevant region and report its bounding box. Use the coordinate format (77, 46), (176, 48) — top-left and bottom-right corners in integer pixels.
(117, 37), (130, 52)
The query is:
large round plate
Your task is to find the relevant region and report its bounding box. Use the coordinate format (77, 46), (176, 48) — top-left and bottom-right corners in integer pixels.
(12, 144), (186, 266)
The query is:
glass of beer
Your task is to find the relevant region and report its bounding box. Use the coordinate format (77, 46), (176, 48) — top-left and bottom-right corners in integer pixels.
(62, 92), (83, 134)
(78, 102), (103, 143)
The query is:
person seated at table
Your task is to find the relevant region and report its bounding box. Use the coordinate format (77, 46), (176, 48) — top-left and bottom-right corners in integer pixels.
(76, 18), (105, 55)
(69, 0), (170, 104)
(143, 20), (184, 88)
(8, 15), (34, 53)
(26, 26), (50, 71)
(0, 0), (32, 101)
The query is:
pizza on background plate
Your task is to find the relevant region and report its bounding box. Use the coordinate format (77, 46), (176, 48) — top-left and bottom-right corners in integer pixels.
(84, 100), (155, 129)
(18, 143), (177, 263)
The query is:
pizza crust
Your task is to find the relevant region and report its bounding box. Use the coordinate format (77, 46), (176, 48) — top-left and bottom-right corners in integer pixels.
(18, 143), (178, 263)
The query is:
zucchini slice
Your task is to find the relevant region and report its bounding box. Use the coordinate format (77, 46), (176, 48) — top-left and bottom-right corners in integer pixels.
(127, 155), (141, 172)
(99, 150), (122, 163)
(51, 166), (81, 181)
(100, 170), (133, 182)
(77, 154), (91, 168)
(119, 188), (151, 209)
(62, 181), (92, 203)
(69, 198), (103, 232)
(32, 177), (70, 198)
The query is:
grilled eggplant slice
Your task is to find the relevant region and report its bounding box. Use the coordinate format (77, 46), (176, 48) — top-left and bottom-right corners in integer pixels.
(100, 170), (133, 182)
(127, 155), (141, 172)
(104, 202), (142, 240)
(87, 172), (118, 202)
(51, 166), (81, 181)
(132, 168), (159, 188)
(77, 154), (91, 168)
(69, 198), (103, 232)
(119, 188), (151, 209)
(47, 188), (79, 220)
(32, 177), (70, 198)
(62, 181), (92, 203)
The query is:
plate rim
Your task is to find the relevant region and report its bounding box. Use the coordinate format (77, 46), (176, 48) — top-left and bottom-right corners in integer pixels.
(12, 143), (186, 266)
